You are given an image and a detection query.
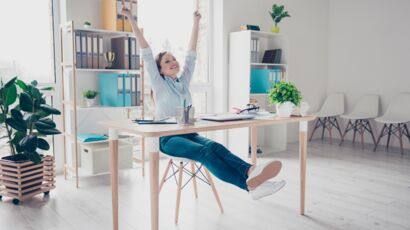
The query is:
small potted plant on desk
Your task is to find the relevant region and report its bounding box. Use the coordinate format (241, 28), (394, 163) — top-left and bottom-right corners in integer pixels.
(82, 90), (98, 107)
(0, 77), (61, 205)
(268, 81), (302, 117)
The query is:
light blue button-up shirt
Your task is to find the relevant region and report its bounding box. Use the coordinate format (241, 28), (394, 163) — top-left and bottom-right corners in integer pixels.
(141, 48), (196, 120)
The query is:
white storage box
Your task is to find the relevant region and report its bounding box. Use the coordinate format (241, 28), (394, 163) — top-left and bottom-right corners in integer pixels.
(80, 141), (133, 174)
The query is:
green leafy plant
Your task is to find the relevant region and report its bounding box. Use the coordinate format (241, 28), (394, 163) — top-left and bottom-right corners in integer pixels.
(268, 81), (302, 106)
(269, 4), (291, 26)
(1, 77), (61, 163)
(82, 90), (98, 99)
(84, 21), (91, 26)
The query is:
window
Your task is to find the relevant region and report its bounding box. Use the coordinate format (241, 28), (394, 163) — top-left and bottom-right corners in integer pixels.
(139, 0), (211, 114)
(0, 0), (55, 84)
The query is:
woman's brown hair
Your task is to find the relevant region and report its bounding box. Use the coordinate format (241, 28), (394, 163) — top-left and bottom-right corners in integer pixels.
(155, 51), (167, 79)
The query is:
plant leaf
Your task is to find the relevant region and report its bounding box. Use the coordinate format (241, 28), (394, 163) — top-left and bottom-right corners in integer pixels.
(19, 135), (38, 152)
(6, 84), (17, 106)
(11, 109), (24, 122)
(38, 118), (56, 128)
(37, 138), (50, 150)
(0, 114), (6, 124)
(37, 127), (61, 135)
(35, 120), (55, 129)
(4, 76), (17, 88)
(20, 92), (33, 112)
(6, 118), (27, 132)
(24, 151), (42, 164)
(16, 79), (28, 91)
(40, 104), (61, 115)
(11, 131), (26, 145)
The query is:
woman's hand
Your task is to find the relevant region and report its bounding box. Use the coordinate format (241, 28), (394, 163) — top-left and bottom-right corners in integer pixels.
(121, 7), (132, 19)
(193, 11), (201, 24)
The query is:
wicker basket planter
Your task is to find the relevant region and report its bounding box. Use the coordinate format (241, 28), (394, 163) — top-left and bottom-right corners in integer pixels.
(0, 155), (56, 205)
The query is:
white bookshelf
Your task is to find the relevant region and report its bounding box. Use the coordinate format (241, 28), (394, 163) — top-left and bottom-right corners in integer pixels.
(60, 4), (144, 187)
(228, 30), (289, 158)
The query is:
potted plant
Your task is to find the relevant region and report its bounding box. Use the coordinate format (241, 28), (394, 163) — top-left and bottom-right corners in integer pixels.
(83, 21), (91, 29)
(0, 77), (61, 204)
(82, 90), (98, 107)
(268, 81), (302, 117)
(269, 4), (291, 33)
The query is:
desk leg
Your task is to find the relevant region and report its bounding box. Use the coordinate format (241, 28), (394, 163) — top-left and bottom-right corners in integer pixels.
(147, 137), (160, 230)
(250, 127), (258, 165)
(109, 129), (119, 230)
(299, 121), (308, 215)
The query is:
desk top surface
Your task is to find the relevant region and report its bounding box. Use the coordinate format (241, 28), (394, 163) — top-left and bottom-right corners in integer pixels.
(100, 115), (315, 137)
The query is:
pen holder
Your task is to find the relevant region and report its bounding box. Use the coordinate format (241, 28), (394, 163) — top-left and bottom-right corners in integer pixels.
(177, 106), (195, 126)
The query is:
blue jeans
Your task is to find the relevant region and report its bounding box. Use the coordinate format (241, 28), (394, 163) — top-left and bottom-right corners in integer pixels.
(160, 133), (252, 191)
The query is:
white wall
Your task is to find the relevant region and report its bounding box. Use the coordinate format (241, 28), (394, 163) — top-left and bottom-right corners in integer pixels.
(328, 0), (410, 149)
(213, 0), (330, 144)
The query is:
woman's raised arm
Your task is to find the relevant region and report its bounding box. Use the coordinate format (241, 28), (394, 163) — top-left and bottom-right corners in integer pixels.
(121, 8), (149, 49)
(188, 11), (201, 52)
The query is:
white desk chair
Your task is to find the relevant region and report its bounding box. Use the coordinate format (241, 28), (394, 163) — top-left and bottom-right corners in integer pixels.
(309, 93), (345, 144)
(340, 95), (379, 148)
(159, 155), (224, 224)
(374, 93), (410, 155)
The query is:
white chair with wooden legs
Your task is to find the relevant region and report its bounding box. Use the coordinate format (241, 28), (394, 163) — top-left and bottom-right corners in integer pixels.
(339, 95), (379, 149)
(309, 93), (345, 144)
(374, 93), (410, 155)
(159, 156), (224, 224)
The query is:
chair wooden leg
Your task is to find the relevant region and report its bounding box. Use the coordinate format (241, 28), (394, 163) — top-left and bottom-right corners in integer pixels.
(191, 162), (198, 199)
(374, 124), (387, 152)
(340, 120), (352, 145)
(159, 160), (172, 193)
(360, 120), (365, 150)
(326, 117), (332, 144)
(352, 120), (358, 144)
(366, 120), (377, 146)
(309, 118), (320, 141)
(203, 167), (224, 214)
(175, 162), (184, 224)
(386, 124), (393, 151)
(398, 124), (404, 155)
(404, 124), (410, 142)
(334, 117), (343, 140)
(321, 117), (327, 140)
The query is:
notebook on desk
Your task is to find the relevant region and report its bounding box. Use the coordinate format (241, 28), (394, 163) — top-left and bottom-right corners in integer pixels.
(200, 114), (255, 122)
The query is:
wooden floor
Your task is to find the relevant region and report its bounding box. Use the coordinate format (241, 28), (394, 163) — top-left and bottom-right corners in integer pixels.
(1, 140), (410, 230)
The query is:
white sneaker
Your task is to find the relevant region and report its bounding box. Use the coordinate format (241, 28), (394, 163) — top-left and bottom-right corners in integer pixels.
(249, 180), (286, 200)
(246, 161), (282, 189)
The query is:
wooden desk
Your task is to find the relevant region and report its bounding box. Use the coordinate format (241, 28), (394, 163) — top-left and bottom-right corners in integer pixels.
(100, 115), (315, 230)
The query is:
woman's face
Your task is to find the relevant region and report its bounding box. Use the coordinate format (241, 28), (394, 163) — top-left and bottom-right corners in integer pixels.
(159, 53), (180, 77)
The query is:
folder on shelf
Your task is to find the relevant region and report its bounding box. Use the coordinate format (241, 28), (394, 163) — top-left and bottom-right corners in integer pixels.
(92, 35), (99, 69)
(75, 32), (82, 68)
(251, 68), (283, 94)
(129, 37), (140, 70)
(81, 33), (87, 68)
(111, 36), (129, 69)
(116, 0), (124, 31)
(99, 73), (124, 106)
(86, 33), (93, 68)
(98, 35), (105, 69)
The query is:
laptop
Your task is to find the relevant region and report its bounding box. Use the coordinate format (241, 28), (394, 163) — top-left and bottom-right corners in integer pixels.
(200, 114), (255, 122)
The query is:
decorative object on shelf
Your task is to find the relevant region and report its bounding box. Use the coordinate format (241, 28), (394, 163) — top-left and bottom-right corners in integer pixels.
(240, 24), (260, 31)
(83, 21), (92, 28)
(104, 51), (115, 69)
(268, 4), (290, 33)
(268, 81), (301, 117)
(83, 90), (98, 107)
(0, 77), (61, 204)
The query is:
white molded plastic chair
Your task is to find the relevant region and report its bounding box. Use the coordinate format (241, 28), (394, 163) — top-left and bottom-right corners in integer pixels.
(340, 95), (379, 148)
(374, 93), (410, 155)
(309, 93), (345, 144)
(159, 155), (224, 224)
